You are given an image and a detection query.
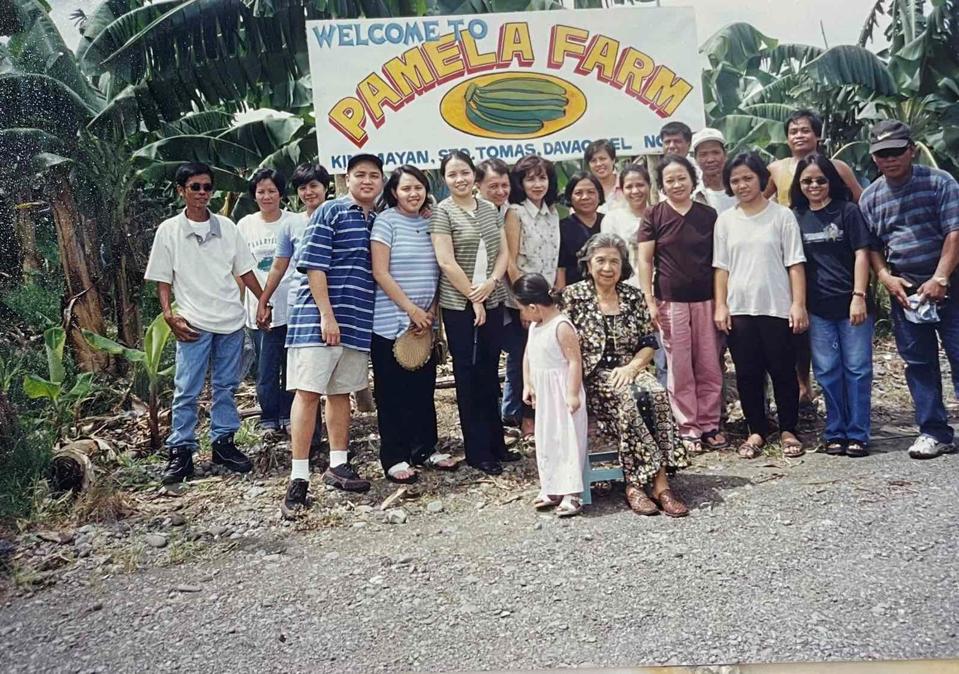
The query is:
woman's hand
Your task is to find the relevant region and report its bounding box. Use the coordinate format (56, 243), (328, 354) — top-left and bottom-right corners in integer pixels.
(472, 302), (487, 327)
(849, 295), (867, 326)
(609, 365), (636, 390)
(647, 298), (661, 331)
(468, 278), (495, 303)
(714, 303), (731, 334)
(407, 305), (432, 331)
(789, 302), (809, 334)
(523, 384), (536, 408)
(566, 390), (581, 414)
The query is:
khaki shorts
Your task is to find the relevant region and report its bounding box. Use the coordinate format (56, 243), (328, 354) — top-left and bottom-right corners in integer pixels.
(286, 345), (369, 395)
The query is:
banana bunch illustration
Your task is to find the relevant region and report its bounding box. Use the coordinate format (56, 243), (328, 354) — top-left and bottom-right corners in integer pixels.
(464, 77), (568, 134)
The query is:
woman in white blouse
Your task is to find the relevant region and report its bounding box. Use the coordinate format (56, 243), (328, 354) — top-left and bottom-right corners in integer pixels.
(602, 163), (652, 282)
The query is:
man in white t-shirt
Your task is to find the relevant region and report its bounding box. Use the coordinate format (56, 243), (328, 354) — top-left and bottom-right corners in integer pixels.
(144, 162), (266, 484)
(691, 128), (738, 214)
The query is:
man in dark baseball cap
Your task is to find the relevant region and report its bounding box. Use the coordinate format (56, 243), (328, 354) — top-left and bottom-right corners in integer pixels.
(860, 118), (959, 460)
(346, 152), (384, 173)
(868, 119), (913, 153)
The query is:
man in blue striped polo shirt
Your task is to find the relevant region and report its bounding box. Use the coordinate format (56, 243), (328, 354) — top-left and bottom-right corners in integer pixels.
(862, 119), (959, 460)
(282, 154), (384, 516)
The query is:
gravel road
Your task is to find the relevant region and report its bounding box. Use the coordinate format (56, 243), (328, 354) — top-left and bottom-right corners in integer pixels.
(2, 437), (957, 673)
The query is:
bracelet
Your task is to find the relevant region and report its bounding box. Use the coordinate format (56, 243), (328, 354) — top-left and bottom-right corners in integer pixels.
(851, 291), (866, 299)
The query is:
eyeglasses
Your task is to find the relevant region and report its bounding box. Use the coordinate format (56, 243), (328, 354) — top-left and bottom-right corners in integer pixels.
(874, 146), (908, 159)
(187, 183), (214, 192)
(800, 177), (829, 186)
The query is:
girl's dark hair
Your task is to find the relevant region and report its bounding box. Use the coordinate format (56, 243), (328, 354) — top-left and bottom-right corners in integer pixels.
(440, 150), (475, 175)
(564, 171), (605, 208)
(619, 163), (651, 188)
(291, 163), (332, 191)
(512, 273), (558, 307)
(475, 158), (510, 183)
(584, 138), (616, 163)
(509, 155), (558, 206)
(381, 165), (431, 212)
(789, 152), (851, 211)
(655, 154), (698, 190)
(722, 152), (770, 196)
(248, 168), (286, 199)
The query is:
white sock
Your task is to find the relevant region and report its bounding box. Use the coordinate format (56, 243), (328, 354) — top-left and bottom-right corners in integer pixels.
(291, 459), (310, 481)
(330, 450), (349, 468)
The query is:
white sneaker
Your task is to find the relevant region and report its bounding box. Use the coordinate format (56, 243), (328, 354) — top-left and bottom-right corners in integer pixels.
(907, 434), (956, 460)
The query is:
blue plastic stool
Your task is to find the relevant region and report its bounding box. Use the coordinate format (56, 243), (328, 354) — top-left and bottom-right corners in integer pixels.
(580, 425), (625, 506)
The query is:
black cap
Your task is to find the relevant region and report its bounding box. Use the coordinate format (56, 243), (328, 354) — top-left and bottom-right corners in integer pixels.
(346, 153), (384, 172)
(869, 119), (912, 153)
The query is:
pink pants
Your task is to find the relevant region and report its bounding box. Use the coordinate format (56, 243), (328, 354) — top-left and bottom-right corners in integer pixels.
(658, 299), (724, 439)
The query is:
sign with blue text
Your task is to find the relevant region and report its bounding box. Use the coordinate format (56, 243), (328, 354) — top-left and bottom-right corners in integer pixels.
(306, 7), (705, 171)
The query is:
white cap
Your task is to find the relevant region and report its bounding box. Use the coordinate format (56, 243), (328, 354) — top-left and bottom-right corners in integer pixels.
(691, 128), (726, 152)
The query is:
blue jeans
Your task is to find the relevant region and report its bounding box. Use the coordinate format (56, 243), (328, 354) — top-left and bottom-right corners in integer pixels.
(808, 314), (874, 443)
(891, 298), (959, 444)
(166, 329), (244, 449)
(501, 308), (531, 421)
(251, 326), (294, 430)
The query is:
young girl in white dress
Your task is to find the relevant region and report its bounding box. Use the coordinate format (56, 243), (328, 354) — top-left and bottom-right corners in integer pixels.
(515, 274), (588, 517)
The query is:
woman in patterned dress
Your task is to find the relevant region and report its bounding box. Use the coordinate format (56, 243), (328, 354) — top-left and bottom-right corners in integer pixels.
(562, 232), (690, 517)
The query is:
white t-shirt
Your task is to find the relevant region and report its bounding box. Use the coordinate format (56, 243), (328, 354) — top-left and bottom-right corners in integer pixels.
(713, 202), (806, 319)
(237, 210), (296, 328)
(601, 206), (642, 244)
(144, 211), (254, 334)
(695, 186), (738, 214)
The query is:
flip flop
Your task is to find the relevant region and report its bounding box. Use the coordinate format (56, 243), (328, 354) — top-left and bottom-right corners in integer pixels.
(556, 496), (582, 518)
(386, 462), (418, 484)
(701, 430), (729, 450)
(534, 495), (561, 510)
(782, 437), (805, 458)
(424, 452), (459, 471)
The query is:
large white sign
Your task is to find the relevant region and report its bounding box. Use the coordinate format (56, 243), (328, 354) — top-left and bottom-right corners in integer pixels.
(306, 7), (705, 171)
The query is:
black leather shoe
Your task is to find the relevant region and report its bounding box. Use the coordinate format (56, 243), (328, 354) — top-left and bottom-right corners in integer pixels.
(499, 450), (522, 462)
(212, 435), (253, 473)
(470, 461), (503, 475)
(161, 446), (194, 484)
(280, 479), (310, 519)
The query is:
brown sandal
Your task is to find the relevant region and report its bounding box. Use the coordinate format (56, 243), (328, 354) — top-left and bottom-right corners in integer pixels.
(782, 437), (805, 458)
(625, 486), (659, 516)
(651, 489), (689, 518)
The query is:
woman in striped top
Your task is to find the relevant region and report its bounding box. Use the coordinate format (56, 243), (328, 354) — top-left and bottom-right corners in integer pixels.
(430, 151), (518, 475)
(371, 166), (452, 483)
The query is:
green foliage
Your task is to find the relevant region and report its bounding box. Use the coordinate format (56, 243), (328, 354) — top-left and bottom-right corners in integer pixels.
(1, 277), (62, 331)
(21, 326), (95, 439)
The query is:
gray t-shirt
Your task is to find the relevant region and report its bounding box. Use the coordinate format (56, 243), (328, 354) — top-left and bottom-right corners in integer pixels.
(713, 201), (806, 319)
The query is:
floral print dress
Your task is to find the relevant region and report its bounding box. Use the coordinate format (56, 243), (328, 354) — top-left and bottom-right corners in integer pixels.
(562, 280), (688, 487)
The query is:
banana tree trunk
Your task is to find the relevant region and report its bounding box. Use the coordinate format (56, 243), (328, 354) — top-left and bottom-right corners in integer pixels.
(14, 187), (41, 279)
(114, 228), (142, 348)
(47, 174), (111, 373)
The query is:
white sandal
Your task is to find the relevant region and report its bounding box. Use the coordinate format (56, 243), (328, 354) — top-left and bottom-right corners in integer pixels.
(556, 495), (583, 518)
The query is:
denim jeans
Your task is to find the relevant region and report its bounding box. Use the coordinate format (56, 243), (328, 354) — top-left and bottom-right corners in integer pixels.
(808, 314), (874, 443)
(501, 308), (531, 421)
(251, 326), (294, 430)
(891, 298), (959, 444)
(166, 328), (244, 449)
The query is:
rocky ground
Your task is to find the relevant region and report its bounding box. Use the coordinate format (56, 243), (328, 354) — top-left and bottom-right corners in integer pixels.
(1, 341), (958, 672)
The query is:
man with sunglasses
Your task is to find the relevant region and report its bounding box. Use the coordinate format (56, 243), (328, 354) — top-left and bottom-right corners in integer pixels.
(861, 119), (959, 459)
(145, 162), (266, 483)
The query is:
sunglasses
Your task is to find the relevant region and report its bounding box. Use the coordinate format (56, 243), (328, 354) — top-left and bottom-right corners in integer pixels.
(187, 183), (214, 192)
(800, 177), (829, 186)
(874, 146), (908, 159)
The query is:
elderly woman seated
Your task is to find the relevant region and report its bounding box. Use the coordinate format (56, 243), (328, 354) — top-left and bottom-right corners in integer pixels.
(561, 232), (690, 517)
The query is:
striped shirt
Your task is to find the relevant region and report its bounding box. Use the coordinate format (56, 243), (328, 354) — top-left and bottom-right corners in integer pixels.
(371, 208), (440, 340)
(274, 211), (309, 315)
(860, 165), (959, 281)
(286, 196), (375, 352)
(429, 197), (506, 311)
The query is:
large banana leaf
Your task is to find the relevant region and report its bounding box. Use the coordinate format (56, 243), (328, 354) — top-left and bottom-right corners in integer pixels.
(0, 72), (97, 135)
(0, 127), (66, 168)
(135, 161), (249, 192)
(216, 115), (304, 158)
(803, 45), (898, 95)
(133, 134), (264, 171)
(160, 110), (234, 137)
(700, 22), (779, 70)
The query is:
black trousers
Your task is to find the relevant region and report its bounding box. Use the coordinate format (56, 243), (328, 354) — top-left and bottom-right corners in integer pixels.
(370, 333), (438, 473)
(727, 315), (799, 436)
(443, 304), (507, 465)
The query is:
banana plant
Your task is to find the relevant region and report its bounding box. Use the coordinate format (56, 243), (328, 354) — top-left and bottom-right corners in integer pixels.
(22, 326), (95, 440)
(82, 311), (174, 450)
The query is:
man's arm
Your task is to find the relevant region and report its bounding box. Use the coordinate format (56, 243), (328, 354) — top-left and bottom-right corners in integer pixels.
(157, 281), (199, 342)
(835, 159), (864, 203)
(918, 230), (959, 303)
(870, 250), (912, 308)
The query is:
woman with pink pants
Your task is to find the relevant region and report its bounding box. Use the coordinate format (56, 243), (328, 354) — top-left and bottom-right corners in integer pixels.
(638, 154), (727, 454)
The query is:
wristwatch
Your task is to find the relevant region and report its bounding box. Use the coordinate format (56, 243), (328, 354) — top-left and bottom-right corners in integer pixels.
(933, 276), (950, 287)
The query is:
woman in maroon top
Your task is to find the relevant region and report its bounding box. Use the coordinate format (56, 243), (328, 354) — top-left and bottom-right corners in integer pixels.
(637, 155), (727, 452)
